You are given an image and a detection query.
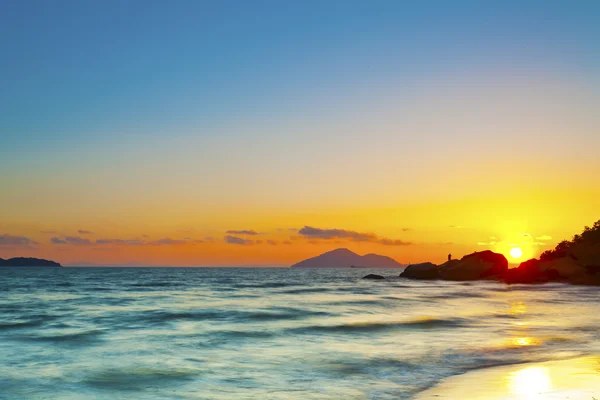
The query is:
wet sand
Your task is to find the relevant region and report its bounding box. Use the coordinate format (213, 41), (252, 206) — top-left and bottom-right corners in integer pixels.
(416, 356), (600, 399)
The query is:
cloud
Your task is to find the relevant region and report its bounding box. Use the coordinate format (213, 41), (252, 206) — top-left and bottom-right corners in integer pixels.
(95, 239), (145, 246)
(298, 226), (412, 246)
(51, 236), (93, 246)
(266, 240), (278, 245)
(490, 236), (497, 240)
(0, 234), (39, 247)
(536, 235), (552, 241)
(478, 241), (497, 246)
(298, 226), (377, 241)
(78, 230), (93, 235)
(450, 225), (465, 229)
(150, 238), (188, 245)
(521, 233), (531, 237)
(224, 235), (254, 245)
(402, 228), (412, 232)
(377, 238), (413, 246)
(282, 240), (292, 245)
(226, 230), (259, 235)
(40, 230), (57, 234)
(94, 237), (203, 246)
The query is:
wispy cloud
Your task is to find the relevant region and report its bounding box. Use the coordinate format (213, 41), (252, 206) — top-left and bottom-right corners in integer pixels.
(298, 226), (412, 246)
(51, 236), (92, 246)
(521, 233), (531, 237)
(225, 235), (254, 245)
(95, 239), (145, 246)
(78, 230), (93, 235)
(299, 226), (377, 241)
(282, 240), (293, 245)
(150, 238), (188, 246)
(226, 230), (259, 235)
(536, 235), (552, 241)
(378, 238), (413, 246)
(266, 240), (278, 245)
(450, 225), (465, 229)
(0, 234), (39, 247)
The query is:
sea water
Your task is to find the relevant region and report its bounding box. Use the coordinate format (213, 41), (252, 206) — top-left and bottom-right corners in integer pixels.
(1, 267), (599, 399)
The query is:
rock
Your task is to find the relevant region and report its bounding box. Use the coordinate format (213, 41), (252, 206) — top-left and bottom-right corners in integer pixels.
(400, 262), (440, 280)
(438, 250), (508, 281)
(362, 274), (385, 280)
(503, 256), (600, 285)
(503, 258), (557, 284)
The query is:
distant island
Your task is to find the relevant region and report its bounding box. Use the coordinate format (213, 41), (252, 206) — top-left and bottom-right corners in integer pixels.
(0, 257), (62, 267)
(291, 248), (405, 268)
(398, 220), (600, 286)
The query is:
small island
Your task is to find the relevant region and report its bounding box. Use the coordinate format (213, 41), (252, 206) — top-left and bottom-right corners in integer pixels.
(291, 248), (406, 269)
(0, 257), (62, 267)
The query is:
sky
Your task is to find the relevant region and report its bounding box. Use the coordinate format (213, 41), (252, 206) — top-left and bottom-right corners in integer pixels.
(1, 0), (599, 266)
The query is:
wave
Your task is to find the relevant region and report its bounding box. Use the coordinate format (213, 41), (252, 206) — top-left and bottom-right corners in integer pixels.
(289, 317), (469, 334)
(84, 367), (200, 389)
(137, 307), (331, 324)
(129, 282), (178, 288)
(428, 291), (490, 299)
(19, 329), (105, 344)
(231, 282), (292, 289)
(0, 319), (46, 329)
(279, 287), (332, 294)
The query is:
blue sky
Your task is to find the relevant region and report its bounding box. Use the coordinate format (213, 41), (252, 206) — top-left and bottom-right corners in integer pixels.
(2, 0), (598, 155)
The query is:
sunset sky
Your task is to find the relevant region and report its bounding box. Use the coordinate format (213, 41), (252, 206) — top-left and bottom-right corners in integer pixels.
(1, 1), (599, 266)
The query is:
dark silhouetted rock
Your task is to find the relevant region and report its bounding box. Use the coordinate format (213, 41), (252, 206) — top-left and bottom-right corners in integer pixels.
(504, 256), (600, 285)
(400, 262), (440, 280)
(291, 248), (405, 268)
(438, 250), (508, 281)
(362, 274), (385, 280)
(0, 257), (62, 267)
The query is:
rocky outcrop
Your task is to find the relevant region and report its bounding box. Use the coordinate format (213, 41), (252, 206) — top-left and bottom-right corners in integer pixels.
(400, 251), (508, 281)
(438, 250), (508, 281)
(362, 274), (385, 280)
(504, 256), (600, 285)
(400, 262), (440, 280)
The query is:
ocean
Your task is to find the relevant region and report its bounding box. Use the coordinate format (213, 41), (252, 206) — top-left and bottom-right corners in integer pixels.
(1, 267), (599, 399)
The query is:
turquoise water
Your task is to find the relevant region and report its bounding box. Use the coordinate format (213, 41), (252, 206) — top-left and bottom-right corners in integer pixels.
(1, 267), (599, 399)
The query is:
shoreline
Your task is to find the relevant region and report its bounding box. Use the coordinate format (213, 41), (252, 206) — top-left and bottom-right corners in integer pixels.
(415, 356), (600, 399)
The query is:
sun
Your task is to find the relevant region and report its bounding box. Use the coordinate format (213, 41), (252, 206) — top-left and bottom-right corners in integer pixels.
(510, 247), (523, 259)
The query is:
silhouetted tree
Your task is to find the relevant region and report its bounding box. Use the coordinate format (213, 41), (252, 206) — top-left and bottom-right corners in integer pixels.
(539, 220), (600, 260)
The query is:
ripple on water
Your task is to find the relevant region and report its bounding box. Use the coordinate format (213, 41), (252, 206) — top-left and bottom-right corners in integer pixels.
(288, 317), (471, 334)
(84, 367), (201, 390)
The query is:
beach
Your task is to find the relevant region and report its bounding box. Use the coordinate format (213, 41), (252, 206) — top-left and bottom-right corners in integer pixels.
(416, 356), (600, 399)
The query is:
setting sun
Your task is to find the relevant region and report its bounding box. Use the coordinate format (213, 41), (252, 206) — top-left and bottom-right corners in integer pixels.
(510, 247), (523, 259)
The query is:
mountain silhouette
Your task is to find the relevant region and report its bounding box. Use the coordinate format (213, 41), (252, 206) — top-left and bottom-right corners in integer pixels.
(290, 248), (405, 268)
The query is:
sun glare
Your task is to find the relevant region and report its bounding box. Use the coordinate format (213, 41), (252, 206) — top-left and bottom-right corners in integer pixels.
(509, 247), (523, 259)
(509, 366), (552, 398)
